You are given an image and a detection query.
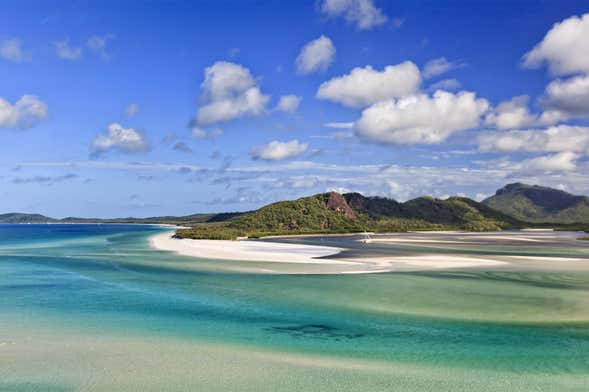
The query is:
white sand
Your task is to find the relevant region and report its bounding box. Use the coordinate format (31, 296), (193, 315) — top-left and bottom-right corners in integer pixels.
(149, 232), (512, 273)
(150, 232), (353, 264)
(379, 255), (508, 268)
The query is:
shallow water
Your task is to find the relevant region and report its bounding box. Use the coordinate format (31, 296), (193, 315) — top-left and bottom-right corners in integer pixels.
(1, 225), (589, 391)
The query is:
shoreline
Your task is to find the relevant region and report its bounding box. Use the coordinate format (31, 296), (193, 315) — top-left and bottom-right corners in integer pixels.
(149, 232), (352, 265)
(149, 232), (512, 274)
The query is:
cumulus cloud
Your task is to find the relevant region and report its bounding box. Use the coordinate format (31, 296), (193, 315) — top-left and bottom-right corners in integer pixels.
(317, 61), (421, 108)
(422, 57), (465, 79)
(320, 0), (387, 30)
(1, 38), (29, 62)
(192, 126), (223, 139)
(355, 90), (489, 145)
(0, 95), (48, 129)
(195, 61), (270, 125)
(539, 75), (589, 123)
(484, 95), (538, 129)
(125, 103), (139, 117)
(479, 125), (589, 153)
(523, 13), (589, 75)
(428, 78), (461, 91)
(250, 140), (309, 161)
(276, 95), (301, 113)
(90, 123), (150, 156)
(296, 36), (336, 74)
(511, 152), (578, 173)
(54, 39), (82, 60)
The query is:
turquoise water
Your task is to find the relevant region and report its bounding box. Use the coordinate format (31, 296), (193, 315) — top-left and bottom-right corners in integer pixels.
(1, 224), (589, 391)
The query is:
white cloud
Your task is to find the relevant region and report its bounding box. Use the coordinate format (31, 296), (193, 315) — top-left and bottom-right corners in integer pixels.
(317, 61), (421, 108)
(276, 95), (301, 113)
(479, 125), (589, 153)
(20, 158), (589, 201)
(0, 95), (48, 129)
(90, 123), (149, 156)
(1, 38), (29, 62)
(385, 179), (416, 201)
(511, 151), (578, 173)
(320, 0), (387, 30)
(192, 127), (207, 138)
(484, 95), (538, 129)
(355, 90), (489, 145)
(192, 126), (224, 139)
(475, 192), (490, 202)
(428, 78), (461, 91)
(250, 140), (309, 161)
(54, 39), (82, 60)
(296, 35), (336, 74)
(323, 122), (354, 129)
(125, 103), (139, 117)
(422, 57), (465, 79)
(523, 13), (589, 75)
(196, 61), (270, 125)
(539, 75), (589, 122)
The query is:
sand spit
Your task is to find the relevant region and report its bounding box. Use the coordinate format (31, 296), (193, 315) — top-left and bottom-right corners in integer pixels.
(149, 232), (517, 274)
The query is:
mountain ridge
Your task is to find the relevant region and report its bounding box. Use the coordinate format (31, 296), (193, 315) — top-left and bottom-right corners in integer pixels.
(175, 191), (524, 240)
(482, 183), (589, 224)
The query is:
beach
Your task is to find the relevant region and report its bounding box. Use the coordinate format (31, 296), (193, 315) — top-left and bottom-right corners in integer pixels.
(148, 231), (527, 273)
(149, 231), (350, 264)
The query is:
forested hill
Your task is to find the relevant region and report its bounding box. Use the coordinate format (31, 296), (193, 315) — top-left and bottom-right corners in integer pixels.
(175, 191), (523, 240)
(483, 183), (589, 224)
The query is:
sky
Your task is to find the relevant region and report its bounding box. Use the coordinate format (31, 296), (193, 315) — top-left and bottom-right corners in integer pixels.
(1, 0), (589, 218)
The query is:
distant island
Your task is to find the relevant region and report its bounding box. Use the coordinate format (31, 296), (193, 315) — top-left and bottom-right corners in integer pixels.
(2, 183), (589, 240)
(0, 211), (245, 226)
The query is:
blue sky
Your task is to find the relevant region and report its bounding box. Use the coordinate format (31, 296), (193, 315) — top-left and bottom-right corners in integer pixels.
(1, 0), (588, 217)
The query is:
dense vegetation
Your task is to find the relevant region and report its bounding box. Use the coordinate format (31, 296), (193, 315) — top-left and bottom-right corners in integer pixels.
(175, 191), (524, 240)
(483, 183), (589, 224)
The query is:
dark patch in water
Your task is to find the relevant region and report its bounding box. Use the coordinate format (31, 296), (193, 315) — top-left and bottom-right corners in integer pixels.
(265, 324), (363, 340)
(1, 283), (65, 290)
(404, 271), (589, 290)
(0, 382), (75, 392)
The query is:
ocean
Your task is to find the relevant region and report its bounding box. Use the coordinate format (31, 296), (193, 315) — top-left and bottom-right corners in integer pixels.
(1, 224), (588, 391)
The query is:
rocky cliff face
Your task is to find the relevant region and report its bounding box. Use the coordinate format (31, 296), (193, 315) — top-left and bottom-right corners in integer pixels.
(325, 192), (356, 219)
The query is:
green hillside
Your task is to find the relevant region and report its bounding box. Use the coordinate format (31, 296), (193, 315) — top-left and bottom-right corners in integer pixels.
(0, 213), (56, 224)
(176, 191), (522, 240)
(482, 183), (589, 224)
